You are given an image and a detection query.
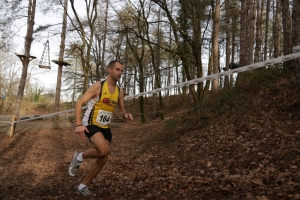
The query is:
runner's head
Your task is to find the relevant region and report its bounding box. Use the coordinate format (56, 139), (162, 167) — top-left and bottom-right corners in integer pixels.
(108, 60), (123, 81)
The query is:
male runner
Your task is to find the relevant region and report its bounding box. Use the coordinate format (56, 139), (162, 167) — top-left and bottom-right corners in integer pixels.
(68, 60), (133, 196)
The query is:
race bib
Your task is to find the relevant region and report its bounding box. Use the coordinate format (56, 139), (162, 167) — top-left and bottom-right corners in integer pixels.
(96, 110), (112, 126)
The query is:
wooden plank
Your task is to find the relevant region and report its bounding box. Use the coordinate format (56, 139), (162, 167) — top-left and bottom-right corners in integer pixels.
(113, 117), (125, 122)
(38, 65), (51, 69)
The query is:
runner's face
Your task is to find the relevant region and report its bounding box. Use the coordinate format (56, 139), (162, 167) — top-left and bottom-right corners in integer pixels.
(109, 62), (123, 81)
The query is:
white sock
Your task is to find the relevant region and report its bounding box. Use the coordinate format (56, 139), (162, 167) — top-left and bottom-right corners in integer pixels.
(76, 152), (84, 162)
(78, 183), (86, 191)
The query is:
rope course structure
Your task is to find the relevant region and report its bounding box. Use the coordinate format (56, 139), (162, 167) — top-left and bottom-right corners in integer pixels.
(38, 39), (51, 69)
(2, 46), (300, 125)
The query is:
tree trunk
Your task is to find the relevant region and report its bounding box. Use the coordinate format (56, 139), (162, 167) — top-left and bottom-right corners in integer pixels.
(123, 16), (146, 123)
(72, 57), (78, 106)
(212, 0), (220, 91)
(124, 37), (129, 98)
(101, 0), (109, 78)
(273, 0), (281, 58)
(237, 0), (251, 84)
(175, 58), (181, 95)
(203, 55), (213, 97)
(182, 64), (187, 102)
(254, 0), (262, 62)
(153, 0), (199, 106)
(53, 0), (68, 129)
(224, 0), (231, 89)
(281, 0), (292, 69)
(240, 0), (248, 67)
(292, 0), (300, 89)
(264, 0), (271, 60)
(10, 0), (36, 137)
(231, 5), (237, 86)
(69, 0), (98, 93)
(138, 63), (146, 123)
(156, 11), (164, 120)
(143, 7), (164, 120)
(190, 1), (204, 105)
(247, 0), (256, 64)
(167, 1), (173, 100)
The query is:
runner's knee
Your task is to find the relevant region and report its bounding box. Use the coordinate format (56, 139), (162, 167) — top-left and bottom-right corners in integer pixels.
(95, 145), (110, 157)
(100, 147), (110, 157)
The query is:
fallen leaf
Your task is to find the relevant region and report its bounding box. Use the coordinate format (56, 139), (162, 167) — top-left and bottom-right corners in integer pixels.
(251, 178), (264, 185)
(256, 195), (269, 200)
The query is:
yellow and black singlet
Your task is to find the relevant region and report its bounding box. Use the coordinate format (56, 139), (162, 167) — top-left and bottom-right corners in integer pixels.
(82, 80), (119, 128)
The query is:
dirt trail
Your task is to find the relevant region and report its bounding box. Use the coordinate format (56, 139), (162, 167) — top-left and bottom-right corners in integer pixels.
(1, 115), (300, 200)
(0, 120), (158, 199)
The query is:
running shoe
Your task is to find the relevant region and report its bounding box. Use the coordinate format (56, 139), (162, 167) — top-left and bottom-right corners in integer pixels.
(77, 186), (96, 196)
(68, 152), (82, 177)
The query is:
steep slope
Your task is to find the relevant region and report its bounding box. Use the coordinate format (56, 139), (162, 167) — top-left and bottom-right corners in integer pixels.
(134, 67), (300, 199)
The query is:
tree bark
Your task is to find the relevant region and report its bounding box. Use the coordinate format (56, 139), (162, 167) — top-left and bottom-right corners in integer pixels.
(53, 0), (68, 129)
(11, 0), (36, 137)
(137, 62), (146, 123)
(231, 1), (238, 86)
(152, 0), (203, 106)
(273, 0), (281, 58)
(247, 0), (256, 64)
(141, 5), (164, 120)
(121, 10), (147, 123)
(254, 0), (262, 63)
(203, 55), (213, 96)
(240, 0), (248, 67)
(69, 0), (98, 93)
(190, 1), (205, 104)
(212, 0), (220, 91)
(264, 0), (271, 60)
(224, 0), (231, 88)
(292, 0), (300, 89)
(281, 0), (292, 69)
(101, 0), (109, 78)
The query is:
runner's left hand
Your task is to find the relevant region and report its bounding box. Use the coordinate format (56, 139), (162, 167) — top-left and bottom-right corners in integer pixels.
(75, 125), (88, 140)
(125, 113), (133, 121)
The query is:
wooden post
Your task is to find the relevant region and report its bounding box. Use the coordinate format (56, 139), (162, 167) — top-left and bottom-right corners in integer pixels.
(9, 115), (17, 137)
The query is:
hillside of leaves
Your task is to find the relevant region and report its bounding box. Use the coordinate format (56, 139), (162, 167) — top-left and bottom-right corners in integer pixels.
(135, 67), (300, 199)
(0, 67), (299, 200)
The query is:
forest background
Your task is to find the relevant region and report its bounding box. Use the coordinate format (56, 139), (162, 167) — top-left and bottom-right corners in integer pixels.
(1, 1), (300, 198)
(0, 0), (300, 125)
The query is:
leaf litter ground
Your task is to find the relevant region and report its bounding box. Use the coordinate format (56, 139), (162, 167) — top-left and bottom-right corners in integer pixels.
(0, 116), (299, 200)
(1, 69), (300, 200)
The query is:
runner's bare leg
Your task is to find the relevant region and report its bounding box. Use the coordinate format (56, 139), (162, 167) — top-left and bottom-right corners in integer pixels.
(81, 132), (110, 185)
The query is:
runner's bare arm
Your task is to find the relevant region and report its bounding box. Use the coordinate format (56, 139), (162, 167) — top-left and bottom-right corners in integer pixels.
(118, 88), (133, 121)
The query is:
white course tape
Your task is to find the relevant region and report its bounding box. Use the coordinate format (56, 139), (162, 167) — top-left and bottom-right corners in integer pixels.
(293, 45), (300, 53)
(0, 121), (12, 124)
(13, 106), (88, 124)
(4, 47), (300, 124)
(124, 51), (300, 100)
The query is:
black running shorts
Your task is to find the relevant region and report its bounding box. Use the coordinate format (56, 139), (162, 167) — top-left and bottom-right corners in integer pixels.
(84, 125), (112, 143)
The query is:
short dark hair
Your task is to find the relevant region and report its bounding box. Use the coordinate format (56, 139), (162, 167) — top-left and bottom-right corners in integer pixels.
(108, 60), (123, 68)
